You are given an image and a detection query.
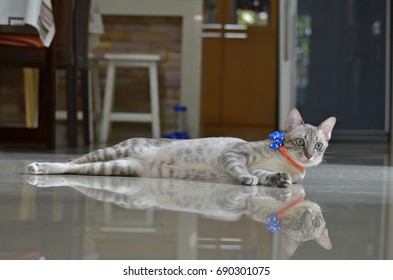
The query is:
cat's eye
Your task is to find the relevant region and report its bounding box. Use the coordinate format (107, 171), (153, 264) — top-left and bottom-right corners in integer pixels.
(295, 138), (305, 146)
(314, 142), (324, 150)
(292, 223), (302, 231)
(312, 218), (321, 228)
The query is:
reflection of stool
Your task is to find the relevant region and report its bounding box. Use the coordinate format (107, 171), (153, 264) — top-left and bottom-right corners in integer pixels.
(98, 53), (161, 143)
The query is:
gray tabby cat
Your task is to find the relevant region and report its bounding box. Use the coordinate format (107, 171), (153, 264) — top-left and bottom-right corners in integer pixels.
(28, 108), (336, 187)
(29, 175), (332, 256)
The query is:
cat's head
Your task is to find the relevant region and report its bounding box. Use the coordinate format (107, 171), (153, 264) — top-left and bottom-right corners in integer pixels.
(284, 108), (336, 167)
(279, 200), (332, 256)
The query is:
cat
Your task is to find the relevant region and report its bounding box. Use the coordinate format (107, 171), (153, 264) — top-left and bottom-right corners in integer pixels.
(29, 175), (332, 256)
(28, 108), (336, 187)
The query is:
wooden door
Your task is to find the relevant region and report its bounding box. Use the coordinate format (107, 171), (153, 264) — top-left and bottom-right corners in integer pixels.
(201, 0), (278, 140)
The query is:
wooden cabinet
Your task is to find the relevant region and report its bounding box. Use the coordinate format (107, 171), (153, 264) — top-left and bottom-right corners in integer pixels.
(200, 0), (278, 140)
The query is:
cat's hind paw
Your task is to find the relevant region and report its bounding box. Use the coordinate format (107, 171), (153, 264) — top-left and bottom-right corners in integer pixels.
(239, 175), (259, 186)
(28, 175), (66, 187)
(28, 175), (50, 187)
(28, 162), (49, 175)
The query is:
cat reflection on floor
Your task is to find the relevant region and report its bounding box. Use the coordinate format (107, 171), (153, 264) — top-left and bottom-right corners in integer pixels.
(29, 176), (332, 256)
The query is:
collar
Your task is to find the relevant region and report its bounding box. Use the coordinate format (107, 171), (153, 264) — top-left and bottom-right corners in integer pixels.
(268, 131), (305, 172)
(278, 146), (305, 172)
(277, 197), (305, 220)
(265, 197), (305, 232)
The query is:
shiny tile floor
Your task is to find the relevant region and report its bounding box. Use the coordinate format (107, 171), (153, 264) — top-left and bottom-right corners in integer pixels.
(0, 143), (393, 260)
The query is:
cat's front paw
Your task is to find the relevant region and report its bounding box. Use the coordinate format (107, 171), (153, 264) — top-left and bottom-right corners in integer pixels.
(266, 187), (292, 202)
(28, 162), (49, 175)
(269, 172), (292, 188)
(240, 185), (259, 195)
(239, 175), (259, 186)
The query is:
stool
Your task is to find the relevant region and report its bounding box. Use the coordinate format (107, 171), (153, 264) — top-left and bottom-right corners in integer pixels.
(98, 53), (161, 143)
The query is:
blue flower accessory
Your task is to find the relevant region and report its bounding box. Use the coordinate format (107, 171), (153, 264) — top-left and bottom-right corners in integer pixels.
(268, 131), (285, 149)
(265, 197), (305, 233)
(265, 214), (281, 232)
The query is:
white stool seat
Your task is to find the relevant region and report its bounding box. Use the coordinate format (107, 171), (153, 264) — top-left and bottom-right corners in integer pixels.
(104, 53), (161, 62)
(97, 53), (161, 143)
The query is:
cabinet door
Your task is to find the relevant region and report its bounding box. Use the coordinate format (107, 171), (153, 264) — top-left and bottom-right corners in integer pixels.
(201, 0), (278, 138)
(221, 32), (277, 126)
(201, 0), (224, 124)
(221, 0), (277, 126)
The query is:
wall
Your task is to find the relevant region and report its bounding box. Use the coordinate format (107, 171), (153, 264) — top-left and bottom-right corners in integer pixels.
(0, 16), (183, 146)
(91, 15), (183, 143)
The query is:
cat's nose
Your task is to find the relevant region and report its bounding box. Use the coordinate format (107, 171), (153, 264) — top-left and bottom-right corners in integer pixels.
(305, 153), (313, 160)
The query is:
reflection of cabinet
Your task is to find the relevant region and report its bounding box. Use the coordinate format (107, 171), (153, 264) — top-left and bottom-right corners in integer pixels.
(200, 0), (278, 140)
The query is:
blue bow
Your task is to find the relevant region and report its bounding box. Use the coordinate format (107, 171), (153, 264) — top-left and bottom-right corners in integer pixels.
(265, 214), (281, 232)
(268, 131), (285, 149)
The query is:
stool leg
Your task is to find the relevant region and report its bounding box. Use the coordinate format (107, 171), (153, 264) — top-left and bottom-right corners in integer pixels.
(90, 60), (101, 141)
(99, 61), (116, 143)
(88, 68), (95, 143)
(66, 65), (78, 148)
(81, 69), (90, 146)
(149, 63), (161, 138)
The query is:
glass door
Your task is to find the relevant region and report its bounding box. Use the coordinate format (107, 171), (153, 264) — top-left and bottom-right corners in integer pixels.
(280, 0), (391, 139)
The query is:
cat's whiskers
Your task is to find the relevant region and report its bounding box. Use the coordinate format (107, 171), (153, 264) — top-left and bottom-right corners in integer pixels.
(317, 200), (328, 211)
(322, 151), (335, 158)
(320, 158), (328, 165)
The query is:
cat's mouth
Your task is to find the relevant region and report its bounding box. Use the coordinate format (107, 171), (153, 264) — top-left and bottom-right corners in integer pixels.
(297, 155), (320, 166)
(290, 151), (320, 167)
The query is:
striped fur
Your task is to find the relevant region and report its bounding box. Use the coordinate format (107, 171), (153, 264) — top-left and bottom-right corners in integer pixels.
(29, 176), (332, 256)
(28, 109), (336, 187)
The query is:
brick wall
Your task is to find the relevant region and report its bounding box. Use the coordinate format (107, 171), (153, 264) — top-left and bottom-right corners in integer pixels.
(0, 16), (182, 146)
(91, 16), (182, 143)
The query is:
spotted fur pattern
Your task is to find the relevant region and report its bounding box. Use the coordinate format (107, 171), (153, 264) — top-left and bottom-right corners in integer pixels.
(29, 176), (332, 256)
(28, 109), (336, 187)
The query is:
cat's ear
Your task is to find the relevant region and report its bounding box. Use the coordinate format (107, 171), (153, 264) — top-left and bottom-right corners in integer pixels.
(285, 108), (305, 133)
(314, 227), (332, 250)
(281, 232), (301, 257)
(318, 117), (336, 141)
